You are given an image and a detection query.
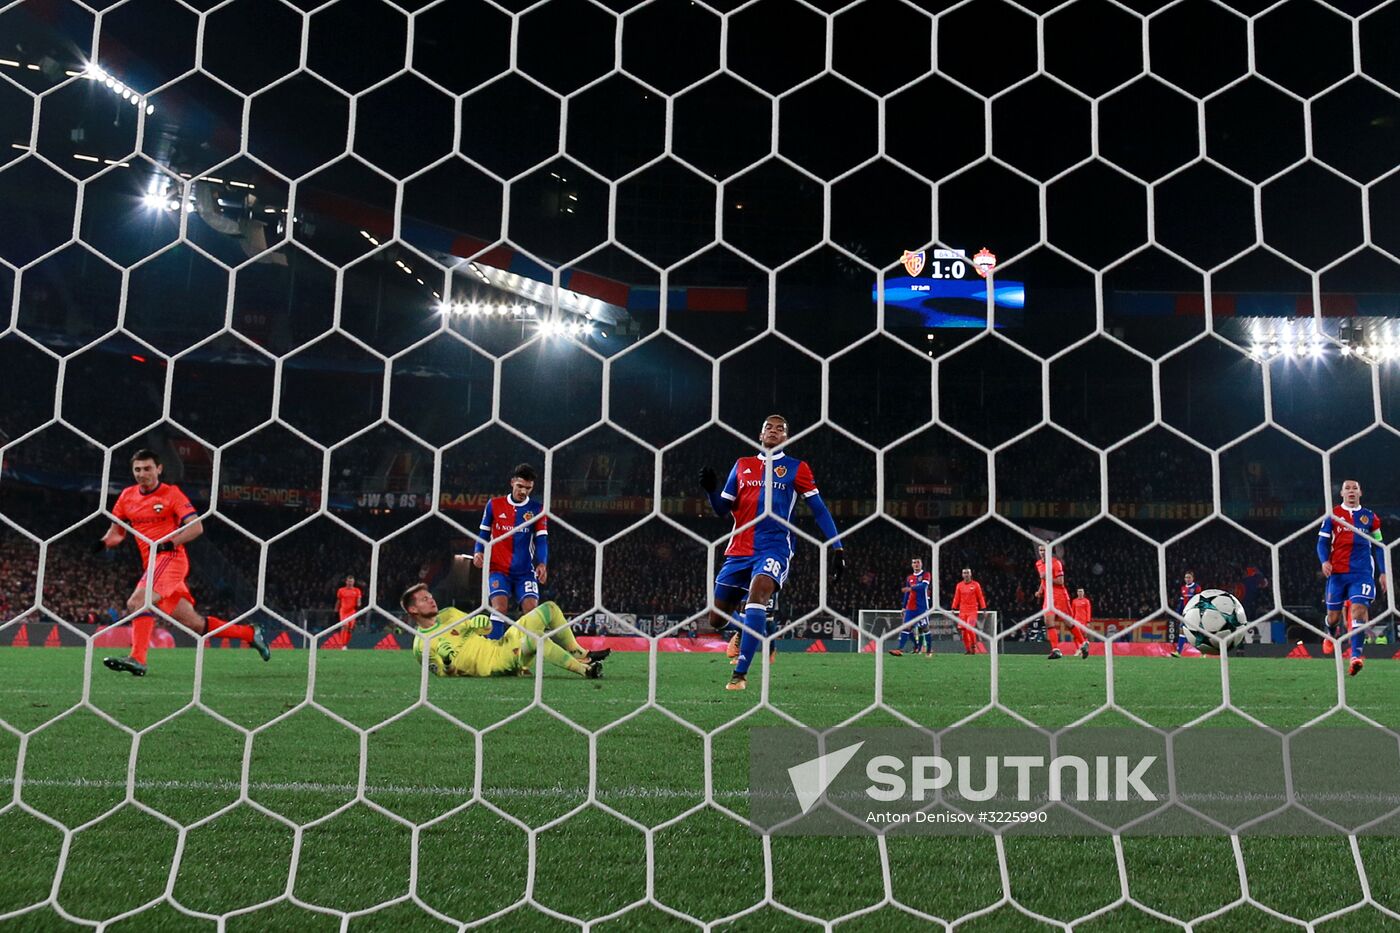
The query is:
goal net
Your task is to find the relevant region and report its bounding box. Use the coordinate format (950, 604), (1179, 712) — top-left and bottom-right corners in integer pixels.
(1, 0), (1398, 929)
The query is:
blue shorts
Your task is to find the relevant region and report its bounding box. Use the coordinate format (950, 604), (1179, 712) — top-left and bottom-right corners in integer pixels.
(489, 571), (540, 606)
(1326, 572), (1377, 611)
(714, 551), (790, 600)
(903, 609), (930, 630)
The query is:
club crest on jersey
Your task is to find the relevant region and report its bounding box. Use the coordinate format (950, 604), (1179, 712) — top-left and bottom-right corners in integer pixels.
(522, 511), (534, 522)
(773, 465), (788, 479)
(152, 503), (165, 513)
(972, 248), (997, 278)
(1361, 515), (1370, 525)
(900, 250), (925, 277)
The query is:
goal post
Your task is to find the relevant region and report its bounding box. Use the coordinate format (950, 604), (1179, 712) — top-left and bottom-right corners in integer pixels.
(855, 609), (999, 652)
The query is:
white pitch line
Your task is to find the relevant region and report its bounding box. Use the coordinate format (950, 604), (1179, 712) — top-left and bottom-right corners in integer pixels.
(0, 692), (1380, 714)
(5, 777), (1397, 807)
(0, 776), (729, 799)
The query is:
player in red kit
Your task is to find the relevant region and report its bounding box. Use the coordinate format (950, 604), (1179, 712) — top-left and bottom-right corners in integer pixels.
(950, 567), (985, 654)
(471, 463), (549, 627)
(94, 450), (269, 676)
(699, 415), (844, 691)
(1036, 544), (1087, 660)
(328, 575), (362, 649)
(1071, 588), (1093, 650)
(892, 557), (933, 655)
(1319, 479), (1387, 676)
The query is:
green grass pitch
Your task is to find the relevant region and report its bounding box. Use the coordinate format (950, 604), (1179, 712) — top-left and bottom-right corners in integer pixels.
(2, 646), (1400, 931)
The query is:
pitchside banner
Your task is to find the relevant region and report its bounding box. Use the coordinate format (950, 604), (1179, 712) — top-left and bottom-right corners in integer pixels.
(748, 727), (1400, 836)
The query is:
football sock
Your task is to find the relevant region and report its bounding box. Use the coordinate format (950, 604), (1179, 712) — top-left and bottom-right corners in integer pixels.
(1046, 627), (1060, 649)
(923, 633), (934, 653)
(1071, 624), (1087, 648)
(208, 616), (257, 644)
(896, 630), (910, 651)
(130, 613), (155, 664)
(1174, 633), (1188, 653)
(489, 609), (514, 638)
(1349, 616), (1365, 659)
(514, 608), (587, 674)
(545, 613), (586, 658)
(542, 640), (589, 675)
(712, 612), (743, 639)
(519, 603), (552, 640)
(734, 602), (767, 676)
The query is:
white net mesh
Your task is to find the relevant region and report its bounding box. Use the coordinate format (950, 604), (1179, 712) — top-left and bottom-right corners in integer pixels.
(2, 0), (1400, 928)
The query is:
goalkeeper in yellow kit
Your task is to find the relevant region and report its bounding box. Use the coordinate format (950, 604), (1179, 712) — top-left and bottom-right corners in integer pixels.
(401, 583), (608, 678)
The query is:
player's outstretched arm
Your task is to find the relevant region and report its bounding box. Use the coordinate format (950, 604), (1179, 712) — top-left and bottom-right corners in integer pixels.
(802, 491), (844, 580)
(1374, 535), (1387, 590)
(93, 522), (126, 553)
(803, 492), (841, 546)
(699, 465), (734, 517)
(1318, 515), (1334, 575)
(167, 515), (205, 549)
(534, 526), (549, 583)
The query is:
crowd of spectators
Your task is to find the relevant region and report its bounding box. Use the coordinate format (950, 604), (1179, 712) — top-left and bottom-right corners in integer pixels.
(3, 432), (1392, 633)
(534, 519), (1321, 629)
(2, 431), (106, 480)
(0, 511), (1370, 631)
(545, 524), (709, 615)
(1108, 443), (1208, 504)
(221, 441), (326, 490)
(0, 522), (1339, 631)
(0, 536), (130, 627)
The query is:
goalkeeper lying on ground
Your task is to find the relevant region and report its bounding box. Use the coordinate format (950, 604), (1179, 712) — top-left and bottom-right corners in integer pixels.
(401, 583), (609, 678)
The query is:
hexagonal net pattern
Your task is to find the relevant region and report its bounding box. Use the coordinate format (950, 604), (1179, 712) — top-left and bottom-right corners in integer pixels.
(2, 0), (1400, 928)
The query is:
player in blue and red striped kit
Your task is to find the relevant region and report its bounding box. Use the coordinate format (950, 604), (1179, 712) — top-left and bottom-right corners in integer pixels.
(700, 415), (845, 691)
(472, 464), (549, 631)
(891, 558), (932, 656)
(1318, 479), (1387, 677)
(1171, 570), (1201, 657)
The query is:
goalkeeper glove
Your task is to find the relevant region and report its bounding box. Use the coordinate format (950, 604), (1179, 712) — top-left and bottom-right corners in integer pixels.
(155, 541), (176, 553)
(699, 466), (717, 493)
(831, 548), (845, 582)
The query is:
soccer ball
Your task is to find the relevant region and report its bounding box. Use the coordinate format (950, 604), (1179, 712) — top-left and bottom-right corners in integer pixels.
(1181, 589), (1248, 652)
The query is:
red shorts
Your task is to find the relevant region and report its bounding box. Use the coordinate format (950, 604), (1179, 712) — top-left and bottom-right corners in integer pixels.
(135, 551), (194, 614)
(1047, 588), (1070, 617)
(958, 613), (979, 628)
